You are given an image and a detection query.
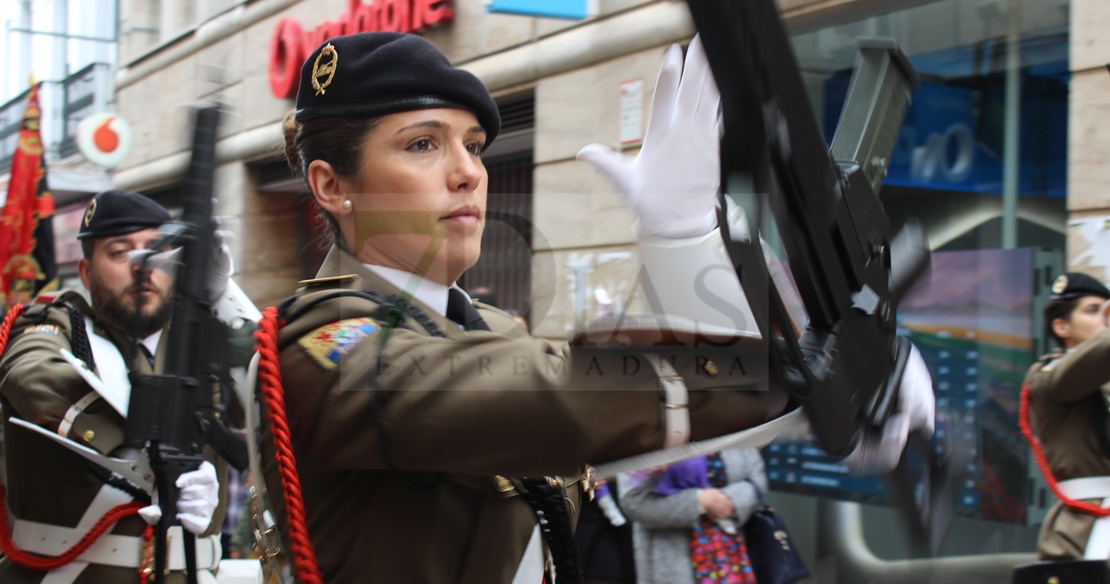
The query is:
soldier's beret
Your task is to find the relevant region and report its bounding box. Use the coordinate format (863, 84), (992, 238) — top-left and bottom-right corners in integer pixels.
(77, 189), (171, 240)
(1049, 272), (1110, 301)
(294, 32), (501, 147)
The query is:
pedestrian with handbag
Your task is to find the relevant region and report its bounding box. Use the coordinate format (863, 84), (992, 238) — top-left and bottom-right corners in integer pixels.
(618, 449), (788, 584)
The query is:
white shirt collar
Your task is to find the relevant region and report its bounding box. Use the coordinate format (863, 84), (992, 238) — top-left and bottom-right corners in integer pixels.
(364, 264), (469, 318)
(141, 329), (162, 358)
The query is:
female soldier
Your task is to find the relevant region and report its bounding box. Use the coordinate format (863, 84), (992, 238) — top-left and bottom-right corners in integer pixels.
(1024, 272), (1110, 562)
(258, 31), (932, 583)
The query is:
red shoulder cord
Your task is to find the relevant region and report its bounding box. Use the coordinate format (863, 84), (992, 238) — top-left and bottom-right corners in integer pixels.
(0, 303), (148, 574)
(1019, 381), (1110, 517)
(254, 306), (324, 584)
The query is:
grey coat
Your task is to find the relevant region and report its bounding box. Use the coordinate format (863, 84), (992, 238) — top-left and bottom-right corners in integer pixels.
(617, 448), (768, 584)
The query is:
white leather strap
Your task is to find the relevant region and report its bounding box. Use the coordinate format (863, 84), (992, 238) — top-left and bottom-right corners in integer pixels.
(38, 483), (130, 584)
(216, 559), (265, 584)
(593, 407), (809, 480)
(57, 391), (103, 438)
(1057, 477), (1110, 501)
(211, 279), (263, 329)
(244, 352), (284, 581)
(13, 520), (221, 571)
(1087, 501), (1110, 560)
(646, 354), (689, 449)
(1057, 477), (1110, 560)
(83, 317), (131, 416)
(509, 525), (545, 584)
(245, 353), (265, 499)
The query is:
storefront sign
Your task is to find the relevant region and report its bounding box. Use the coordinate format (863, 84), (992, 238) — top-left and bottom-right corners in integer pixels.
(76, 112), (132, 168)
(269, 0), (455, 99)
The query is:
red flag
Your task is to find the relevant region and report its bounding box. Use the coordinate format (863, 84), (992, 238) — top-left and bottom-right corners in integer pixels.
(0, 82), (57, 307)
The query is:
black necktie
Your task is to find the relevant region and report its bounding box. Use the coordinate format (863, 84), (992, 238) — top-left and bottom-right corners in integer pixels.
(137, 342), (156, 368)
(446, 288), (490, 331)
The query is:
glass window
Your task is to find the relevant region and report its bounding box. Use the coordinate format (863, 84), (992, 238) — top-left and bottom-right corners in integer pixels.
(760, 0), (1069, 564)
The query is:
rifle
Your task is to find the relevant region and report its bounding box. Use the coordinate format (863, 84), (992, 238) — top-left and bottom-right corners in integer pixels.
(685, 0), (951, 555)
(125, 104), (245, 582)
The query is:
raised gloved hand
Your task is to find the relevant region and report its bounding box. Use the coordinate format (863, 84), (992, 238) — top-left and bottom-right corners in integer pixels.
(577, 35), (721, 239)
(127, 216), (232, 304)
(135, 461), (219, 534)
(841, 343), (936, 474)
(207, 219), (233, 304)
(129, 247), (178, 278)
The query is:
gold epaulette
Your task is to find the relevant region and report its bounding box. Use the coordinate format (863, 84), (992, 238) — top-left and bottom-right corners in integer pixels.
(1035, 351), (1063, 372)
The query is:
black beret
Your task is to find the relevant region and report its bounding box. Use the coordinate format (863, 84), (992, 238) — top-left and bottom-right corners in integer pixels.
(295, 32), (501, 146)
(78, 190), (171, 240)
(1050, 272), (1110, 301)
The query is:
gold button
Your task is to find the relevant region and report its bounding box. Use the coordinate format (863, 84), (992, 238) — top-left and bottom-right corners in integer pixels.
(83, 430), (96, 442)
(703, 360), (719, 376)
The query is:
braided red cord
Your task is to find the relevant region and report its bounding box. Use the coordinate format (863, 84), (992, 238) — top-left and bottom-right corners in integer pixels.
(0, 303), (25, 355)
(255, 306), (323, 584)
(0, 492), (144, 571)
(0, 303), (145, 571)
(1019, 382), (1110, 517)
(138, 524), (154, 583)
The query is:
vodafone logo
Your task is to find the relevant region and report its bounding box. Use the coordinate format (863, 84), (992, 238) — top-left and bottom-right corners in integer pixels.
(77, 113), (132, 167)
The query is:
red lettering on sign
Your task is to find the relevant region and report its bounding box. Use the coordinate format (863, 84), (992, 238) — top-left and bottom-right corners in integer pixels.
(268, 0), (455, 99)
(349, 0), (378, 33)
(268, 19), (305, 100)
(415, 0), (454, 28)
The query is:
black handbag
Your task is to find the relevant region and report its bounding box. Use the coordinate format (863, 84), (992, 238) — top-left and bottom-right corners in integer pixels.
(743, 480), (810, 584)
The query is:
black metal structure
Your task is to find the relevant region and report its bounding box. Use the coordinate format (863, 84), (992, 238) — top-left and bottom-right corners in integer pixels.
(685, 0), (948, 554)
(124, 104), (243, 582)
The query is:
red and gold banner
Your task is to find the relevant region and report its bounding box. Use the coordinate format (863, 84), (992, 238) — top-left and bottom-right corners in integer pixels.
(0, 82), (57, 307)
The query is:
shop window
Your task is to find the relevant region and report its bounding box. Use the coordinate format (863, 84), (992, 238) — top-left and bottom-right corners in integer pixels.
(757, 0), (1071, 560)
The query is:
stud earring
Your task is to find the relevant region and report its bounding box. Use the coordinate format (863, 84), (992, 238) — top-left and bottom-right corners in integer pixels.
(342, 199), (353, 210)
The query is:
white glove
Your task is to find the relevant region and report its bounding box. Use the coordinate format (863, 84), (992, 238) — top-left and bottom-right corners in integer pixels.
(136, 461), (220, 534)
(842, 343), (936, 474)
(126, 219), (232, 305)
(138, 502), (162, 526)
(129, 247), (179, 279)
(207, 222), (234, 304)
(176, 461), (220, 534)
(577, 35), (721, 239)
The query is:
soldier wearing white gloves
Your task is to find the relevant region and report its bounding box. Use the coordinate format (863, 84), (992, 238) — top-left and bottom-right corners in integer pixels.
(578, 36), (935, 474)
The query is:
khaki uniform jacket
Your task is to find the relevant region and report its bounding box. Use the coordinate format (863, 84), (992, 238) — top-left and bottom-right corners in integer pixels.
(259, 246), (781, 583)
(1026, 328), (1110, 560)
(0, 291), (231, 583)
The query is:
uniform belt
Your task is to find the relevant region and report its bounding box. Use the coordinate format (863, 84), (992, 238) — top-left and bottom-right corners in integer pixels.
(1057, 477), (1110, 501)
(12, 520), (221, 571)
(1056, 477), (1110, 560)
